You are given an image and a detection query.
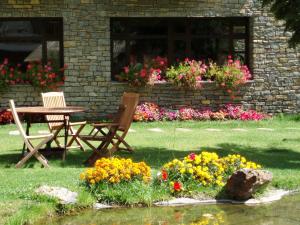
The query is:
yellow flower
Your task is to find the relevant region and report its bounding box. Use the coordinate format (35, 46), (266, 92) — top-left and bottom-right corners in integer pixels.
(180, 168), (186, 174)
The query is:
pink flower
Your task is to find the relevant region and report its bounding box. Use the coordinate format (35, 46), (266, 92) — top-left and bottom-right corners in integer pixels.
(124, 66), (129, 74)
(3, 58), (8, 65)
(189, 153), (196, 161)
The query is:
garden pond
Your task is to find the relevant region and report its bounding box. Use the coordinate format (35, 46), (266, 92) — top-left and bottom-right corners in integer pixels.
(45, 192), (300, 225)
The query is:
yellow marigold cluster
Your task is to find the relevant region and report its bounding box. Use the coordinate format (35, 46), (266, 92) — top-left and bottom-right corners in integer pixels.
(162, 151), (262, 189)
(220, 154), (261, 170)
(163, 152), (225, 187)
(80, 157), (151, 185)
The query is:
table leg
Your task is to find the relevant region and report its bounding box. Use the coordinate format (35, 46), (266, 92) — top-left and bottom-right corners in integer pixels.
(22, 115), (31, 156)
(63, 115), (68, 161)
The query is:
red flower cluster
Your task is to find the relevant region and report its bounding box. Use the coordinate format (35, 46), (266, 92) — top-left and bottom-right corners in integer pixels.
(0, 58), (66, 90)
(0, 110), (13, 124)
(117, 56), (168, 87)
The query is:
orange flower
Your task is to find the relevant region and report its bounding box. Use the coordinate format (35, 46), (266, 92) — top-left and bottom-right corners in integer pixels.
(162, 170), (168, 181)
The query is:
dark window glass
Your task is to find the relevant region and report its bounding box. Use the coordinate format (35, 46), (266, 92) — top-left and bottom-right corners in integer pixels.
(111, 17), (250, 80)
(0, 21), (41, 38)
(174, 40), (187, 61)
(0, 18), (63, 72)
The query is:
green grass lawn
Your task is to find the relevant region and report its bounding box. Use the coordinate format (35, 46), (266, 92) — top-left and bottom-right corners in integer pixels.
(1, 116), (300, 224)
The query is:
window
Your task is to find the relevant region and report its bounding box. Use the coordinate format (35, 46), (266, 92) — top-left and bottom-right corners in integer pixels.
(111, 17), (250, 80)
(0, 18), (63, 72)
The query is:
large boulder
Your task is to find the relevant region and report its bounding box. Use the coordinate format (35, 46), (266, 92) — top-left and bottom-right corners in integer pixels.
(225, 169), (273, 201)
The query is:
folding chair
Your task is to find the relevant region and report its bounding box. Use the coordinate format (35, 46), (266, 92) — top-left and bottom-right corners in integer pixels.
(9, 100), (53, 168)
(79, 104), (126, 166)
(86, 92), (139, 153)
(41, 92), (86, 152)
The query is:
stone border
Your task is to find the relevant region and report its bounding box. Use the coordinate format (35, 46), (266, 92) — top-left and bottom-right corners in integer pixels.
(154, 189), (290, 207)
(35, 185), (292, 209)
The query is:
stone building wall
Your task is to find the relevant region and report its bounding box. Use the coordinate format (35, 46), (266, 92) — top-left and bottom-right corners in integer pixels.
(0, 0), (299, 119)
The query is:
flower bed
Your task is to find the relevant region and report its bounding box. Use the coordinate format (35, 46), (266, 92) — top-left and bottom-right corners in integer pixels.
(80, 153), (262, 205)
(117, 56), (251, 95)
(156, 152), (261, 195)
(133, 102), (269, 122)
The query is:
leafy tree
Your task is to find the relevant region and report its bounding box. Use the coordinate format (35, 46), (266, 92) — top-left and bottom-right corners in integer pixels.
(261, 0), (300, 48)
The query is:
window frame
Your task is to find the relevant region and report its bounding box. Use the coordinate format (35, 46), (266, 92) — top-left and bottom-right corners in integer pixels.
(110, 17), (251, 81)
(0, 17), (64, 72)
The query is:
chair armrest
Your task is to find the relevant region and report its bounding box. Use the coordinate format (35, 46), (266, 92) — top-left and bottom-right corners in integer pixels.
(27, 133), (54, 140)
(92, 122), (119, 128)
(69, 121), (86, 126)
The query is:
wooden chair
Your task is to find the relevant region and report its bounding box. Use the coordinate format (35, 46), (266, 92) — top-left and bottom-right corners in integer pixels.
(41, 92), (86, 152)
(9, 100), (53, 168)
(88, 92), (139, 153)
(79, 104), (126, 166)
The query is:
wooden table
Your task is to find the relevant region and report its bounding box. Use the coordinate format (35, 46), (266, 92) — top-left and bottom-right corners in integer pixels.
(10, 106), (85, 159)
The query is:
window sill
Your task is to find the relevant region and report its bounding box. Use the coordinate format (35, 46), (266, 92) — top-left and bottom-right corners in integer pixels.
(110, 80), (255, 86)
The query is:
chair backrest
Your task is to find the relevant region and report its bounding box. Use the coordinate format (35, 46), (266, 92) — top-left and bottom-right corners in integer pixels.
(9, 100), (27, 141)
(41, 92), (66, 129)
(118, 92), (139, 132)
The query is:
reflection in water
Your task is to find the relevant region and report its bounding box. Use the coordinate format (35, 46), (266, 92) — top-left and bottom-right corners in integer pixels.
(46, 193), (300, 225)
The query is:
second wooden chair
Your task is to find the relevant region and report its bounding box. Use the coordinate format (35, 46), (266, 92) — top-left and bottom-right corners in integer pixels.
(41, 92), (86, 152)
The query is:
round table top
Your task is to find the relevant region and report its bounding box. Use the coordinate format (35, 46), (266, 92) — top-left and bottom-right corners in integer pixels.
(10, 106), (85, 115)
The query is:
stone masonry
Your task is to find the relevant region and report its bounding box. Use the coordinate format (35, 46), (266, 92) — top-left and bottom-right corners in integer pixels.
(0, 0), (299, 119)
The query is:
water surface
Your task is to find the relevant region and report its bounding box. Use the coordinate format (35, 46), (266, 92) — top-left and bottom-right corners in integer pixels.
(48, 193), (300, 225)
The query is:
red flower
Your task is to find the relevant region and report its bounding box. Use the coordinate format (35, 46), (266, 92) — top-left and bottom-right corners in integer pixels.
(189, 153), (196, 161)
(162, 170), (168, 181)
(173, 181), (181, 191)
(27, 64), (32, 70)
(140, 69), (147, 78)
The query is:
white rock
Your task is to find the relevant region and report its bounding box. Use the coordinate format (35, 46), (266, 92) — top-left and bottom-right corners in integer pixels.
(257, 128), (274, 131)
(38, 130), (51, 134)
(9, 130), (20, 135)
(128, 128), (136, 133)
(154, 189), (290, 206)
(148, 128), (164, 133)
(155, 198), (211, 206)
(243, 189), (290, 205)
(205, 128), (221, 132)
(35, 185), (78, 204)
(176, 128), (192, 132)
(232, 128), (248, 132)
(93, 203), (113, 209)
